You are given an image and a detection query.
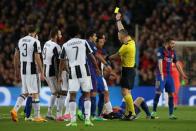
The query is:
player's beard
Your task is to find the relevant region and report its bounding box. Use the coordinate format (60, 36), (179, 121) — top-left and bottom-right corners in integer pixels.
(168, 46), (174, 50)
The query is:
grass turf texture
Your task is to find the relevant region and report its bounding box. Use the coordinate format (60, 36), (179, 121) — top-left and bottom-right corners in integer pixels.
(0, 106), (196, 131)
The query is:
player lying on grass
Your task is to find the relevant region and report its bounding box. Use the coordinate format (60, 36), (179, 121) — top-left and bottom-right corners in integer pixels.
(102, 97), (151, 120)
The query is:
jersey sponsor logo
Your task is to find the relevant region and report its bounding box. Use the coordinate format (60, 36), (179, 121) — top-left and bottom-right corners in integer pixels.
(164, 57), (173, 62)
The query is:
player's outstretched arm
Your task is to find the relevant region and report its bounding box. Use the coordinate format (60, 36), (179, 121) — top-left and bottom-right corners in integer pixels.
(95, 52), (111, 67)
(107, 52), (119, 61)
(176, 61), (188, 79)
(116, 13), (124, 31)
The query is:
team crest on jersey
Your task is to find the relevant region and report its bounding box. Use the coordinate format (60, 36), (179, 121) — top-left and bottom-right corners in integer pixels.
(157, 52), (161, 56)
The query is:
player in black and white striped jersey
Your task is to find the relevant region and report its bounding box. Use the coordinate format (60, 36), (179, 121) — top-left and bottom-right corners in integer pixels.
(11, 25), (46, 122)
(58, 26), (100, 126)
(43, 27), (67, 121)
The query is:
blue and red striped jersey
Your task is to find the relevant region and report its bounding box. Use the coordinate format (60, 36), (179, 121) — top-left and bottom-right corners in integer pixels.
(156, 47), (177, 76)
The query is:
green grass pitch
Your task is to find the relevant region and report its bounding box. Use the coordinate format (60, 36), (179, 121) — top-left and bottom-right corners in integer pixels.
(0, 106), (196, 131)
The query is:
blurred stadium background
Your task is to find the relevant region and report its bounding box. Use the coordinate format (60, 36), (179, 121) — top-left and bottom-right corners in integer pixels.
(0, 0), (195, 107)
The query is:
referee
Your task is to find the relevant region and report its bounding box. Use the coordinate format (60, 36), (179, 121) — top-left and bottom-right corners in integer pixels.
(107, 13), (136, 120)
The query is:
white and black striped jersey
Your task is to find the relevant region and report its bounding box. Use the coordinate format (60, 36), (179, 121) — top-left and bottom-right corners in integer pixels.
(42, 40), (61, 77)
(60, 38), (93, 79)
(17, 35), (41, 75)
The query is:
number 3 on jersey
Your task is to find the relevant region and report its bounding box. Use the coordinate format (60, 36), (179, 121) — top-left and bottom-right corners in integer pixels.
(22, 43), (27, 57)
(73, 46), (79, 60)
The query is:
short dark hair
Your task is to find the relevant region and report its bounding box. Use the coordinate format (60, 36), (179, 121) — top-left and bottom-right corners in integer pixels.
(85, 30), (96, 39)
(67, 24), (80, 38)
(50, 27), (59, 38)
(118, 29), (129, 36)
(97, 33), (104, 39)
(27, 25), (36, 33)
(164, 37), (174, 44)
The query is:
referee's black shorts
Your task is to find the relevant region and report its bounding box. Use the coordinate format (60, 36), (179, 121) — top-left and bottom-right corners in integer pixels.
(120, 67), (136, 90)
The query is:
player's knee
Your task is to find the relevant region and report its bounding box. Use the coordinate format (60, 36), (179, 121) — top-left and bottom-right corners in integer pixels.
(23, 93), (29, 97)
(104, 91), (109, 96)
(69, 92), (76, 101)
(84, 97), (90, 101)
(168, 93), (173, 97)
(91, 91), (96, 97)
(31, 93), (39, 99)
(84, 92), (91, 99)
(69, 97), (76, 102)
(51, 92), (58, 96)
(60, 91), (67, 96)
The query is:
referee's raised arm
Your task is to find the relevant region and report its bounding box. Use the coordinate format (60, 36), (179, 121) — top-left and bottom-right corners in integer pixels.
(116, 13), (124, 31)
(107, 12), (137, 120)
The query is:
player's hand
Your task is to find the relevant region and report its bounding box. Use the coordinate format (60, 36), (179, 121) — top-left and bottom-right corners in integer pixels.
(96, 69), (101, 76)
(116, 13), (122, 21)
(104, 65), (112, 73)
(161, 74), (164, 81)
(40, 73), (45, 81)
(106, 55), (111, 62)
(182, 74), (188, 79)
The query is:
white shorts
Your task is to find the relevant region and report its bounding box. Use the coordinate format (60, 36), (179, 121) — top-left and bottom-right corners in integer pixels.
(61, 71), (68, 91)
(45, 76), (60, 94)
(68, 77), (92, 92)
(21, 74), (40, 94)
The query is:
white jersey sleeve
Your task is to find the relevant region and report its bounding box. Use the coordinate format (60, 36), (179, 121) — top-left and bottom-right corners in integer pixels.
(60, 46), (66, 60)
(85, 40), (93, 55)
(35, 40), (41, 54)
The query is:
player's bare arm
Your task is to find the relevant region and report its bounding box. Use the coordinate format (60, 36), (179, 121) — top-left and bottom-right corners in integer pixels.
(14, 49), (20, 81)
(158, 59), (164, 80)
(35, 53), (45, 80)
(175, 61), (188, 79)
(95, 52), (112, 71)
(95, 53), (107, 65)
(58, 59), (66, 82)
(107, 52), (120, 60)
(89, 53), (101, 75)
